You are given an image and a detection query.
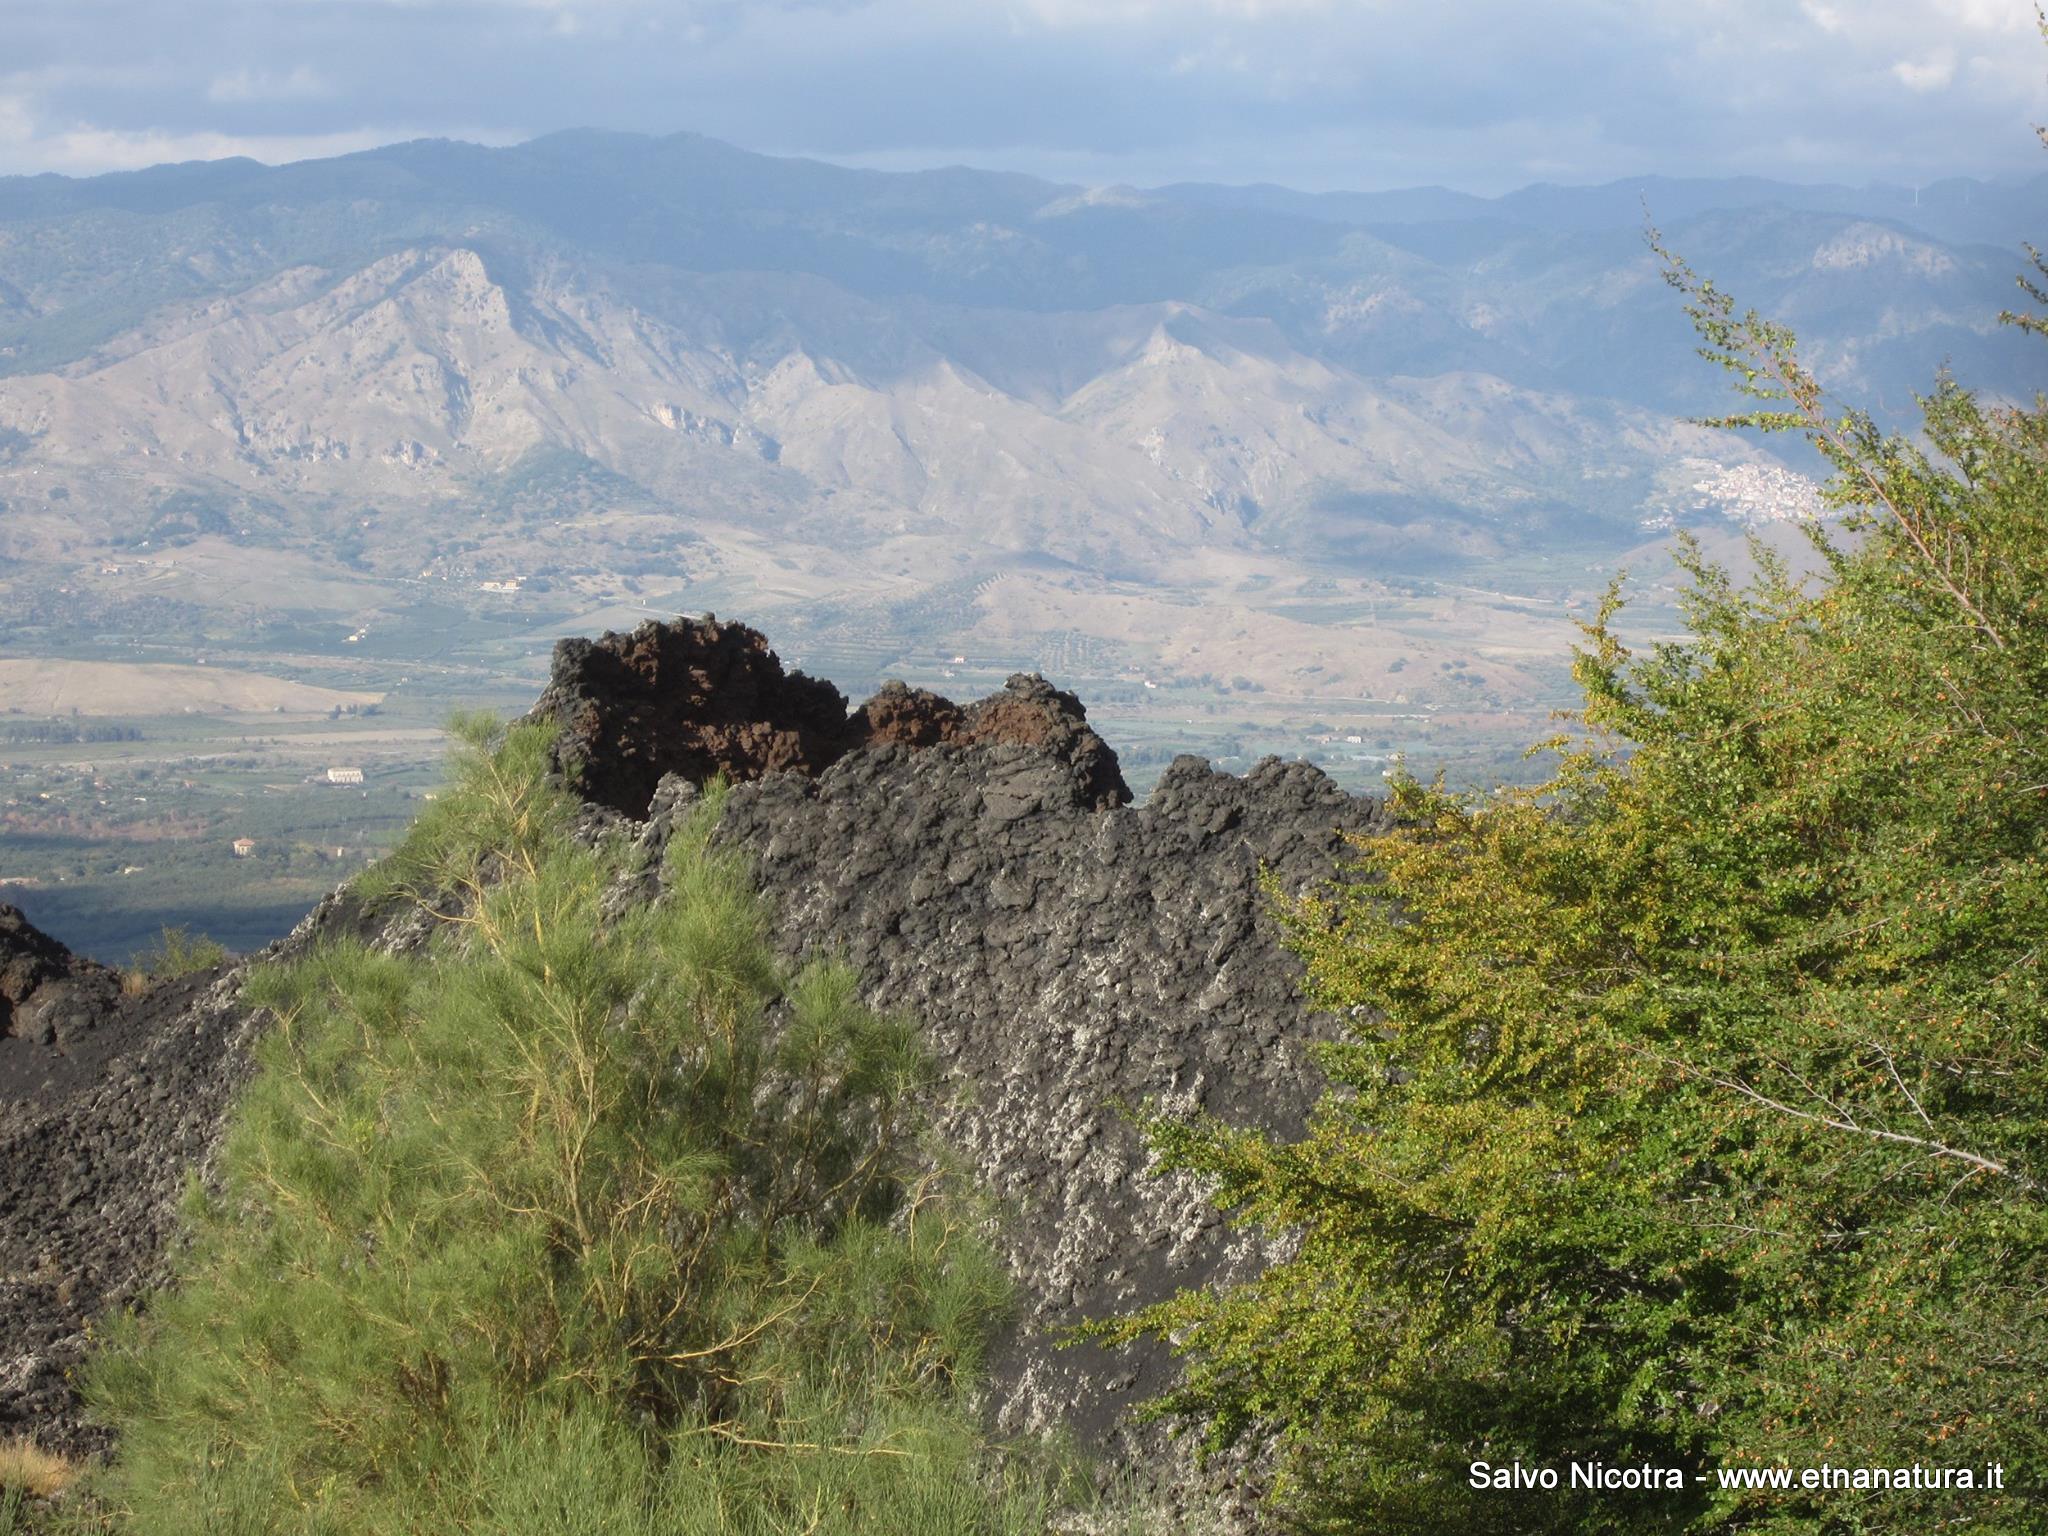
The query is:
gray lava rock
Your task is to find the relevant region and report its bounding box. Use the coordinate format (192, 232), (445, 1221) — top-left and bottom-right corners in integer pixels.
(0, 891), (432, 1458)
(0, 945), (247, 1458)
(0, 619), (1381, 1534)
(690, 749), (1387, 1526)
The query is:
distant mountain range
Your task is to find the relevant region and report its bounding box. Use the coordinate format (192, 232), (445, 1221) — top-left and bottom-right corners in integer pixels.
(1163, 170), (2041, 246)
(0, 130), (2038, 713)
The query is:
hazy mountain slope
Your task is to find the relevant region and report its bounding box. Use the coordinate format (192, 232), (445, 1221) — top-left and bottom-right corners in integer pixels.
(0, 233), (1803, 583)
(1163, 171), (2048, 248)
(2, 132), (2033, 409)
(0, 143), (2029, 620)
(0, 131), (2034, 865)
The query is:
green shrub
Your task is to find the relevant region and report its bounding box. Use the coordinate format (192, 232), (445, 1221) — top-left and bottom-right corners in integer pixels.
(84, 719), (1070, 1535)
(1096, 202), (2048, 1535)
(132, 925), (228, 979)
(349, 710), (573, 912)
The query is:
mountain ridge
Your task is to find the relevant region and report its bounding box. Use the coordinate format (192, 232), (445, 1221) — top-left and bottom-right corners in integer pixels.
(6, 129), (2033, 241)
(0, 126), (2035, 964)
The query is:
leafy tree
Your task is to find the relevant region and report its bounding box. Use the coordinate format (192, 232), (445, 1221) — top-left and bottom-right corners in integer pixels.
(1099, 159), (2048, 1536)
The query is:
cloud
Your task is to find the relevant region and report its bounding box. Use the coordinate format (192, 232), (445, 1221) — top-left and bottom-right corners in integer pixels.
(1012, 0), (1346, 24)
(1931, 0), (2037, 32)
(0, 0), (2039, 189)
(1893, 48), (1959, 92)
(0, 92), (507, 175)
(0, 120), (387, 174)
(206, 66), (332, 105)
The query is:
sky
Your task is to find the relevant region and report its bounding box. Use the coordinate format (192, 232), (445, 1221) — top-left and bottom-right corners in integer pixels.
(0, 0), (2043, 193)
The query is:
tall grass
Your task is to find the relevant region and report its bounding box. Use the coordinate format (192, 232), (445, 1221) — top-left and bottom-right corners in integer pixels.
(0, 1441), (74, 1502)
(82, 719), (1075, 1534)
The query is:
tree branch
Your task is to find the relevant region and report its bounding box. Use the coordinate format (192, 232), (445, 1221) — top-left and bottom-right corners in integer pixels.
(1639, 1048), (2030, 1189)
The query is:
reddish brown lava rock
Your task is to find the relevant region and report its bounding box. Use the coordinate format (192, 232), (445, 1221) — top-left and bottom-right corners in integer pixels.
(849, 680), (967, 749)
(531, 616), (1129, 817)
(530, 615), (853, 818)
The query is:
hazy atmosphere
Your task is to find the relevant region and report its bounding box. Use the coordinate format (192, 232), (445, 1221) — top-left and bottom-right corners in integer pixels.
(2, 0), (2044, 188)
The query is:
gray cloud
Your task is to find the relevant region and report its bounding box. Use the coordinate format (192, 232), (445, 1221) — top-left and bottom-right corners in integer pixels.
(0, 0), (2041, 188)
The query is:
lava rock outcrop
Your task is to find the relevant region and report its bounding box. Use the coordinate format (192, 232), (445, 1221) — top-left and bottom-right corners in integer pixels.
(4, 615), (1382, 1531)
(564, 618), (1388, 1523)
(690, 748), (1386, 1527)
(531, 615), (1130, 817)
(533, 615), (857, 817)
(1, 904), (124, 1055)
(1, 923), (239, 1456)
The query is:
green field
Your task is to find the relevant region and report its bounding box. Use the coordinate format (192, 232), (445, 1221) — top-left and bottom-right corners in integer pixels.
(0, 710), (446, 962)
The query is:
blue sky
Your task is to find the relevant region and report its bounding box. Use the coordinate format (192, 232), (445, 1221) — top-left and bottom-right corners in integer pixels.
(1, 0), (2043, 190)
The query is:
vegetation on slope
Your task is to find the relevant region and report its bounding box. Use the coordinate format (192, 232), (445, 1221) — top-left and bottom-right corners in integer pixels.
(130, 926), (228, 982)
(72, 717), (1068, 1535)
(1100, 186), (2048, 1536)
